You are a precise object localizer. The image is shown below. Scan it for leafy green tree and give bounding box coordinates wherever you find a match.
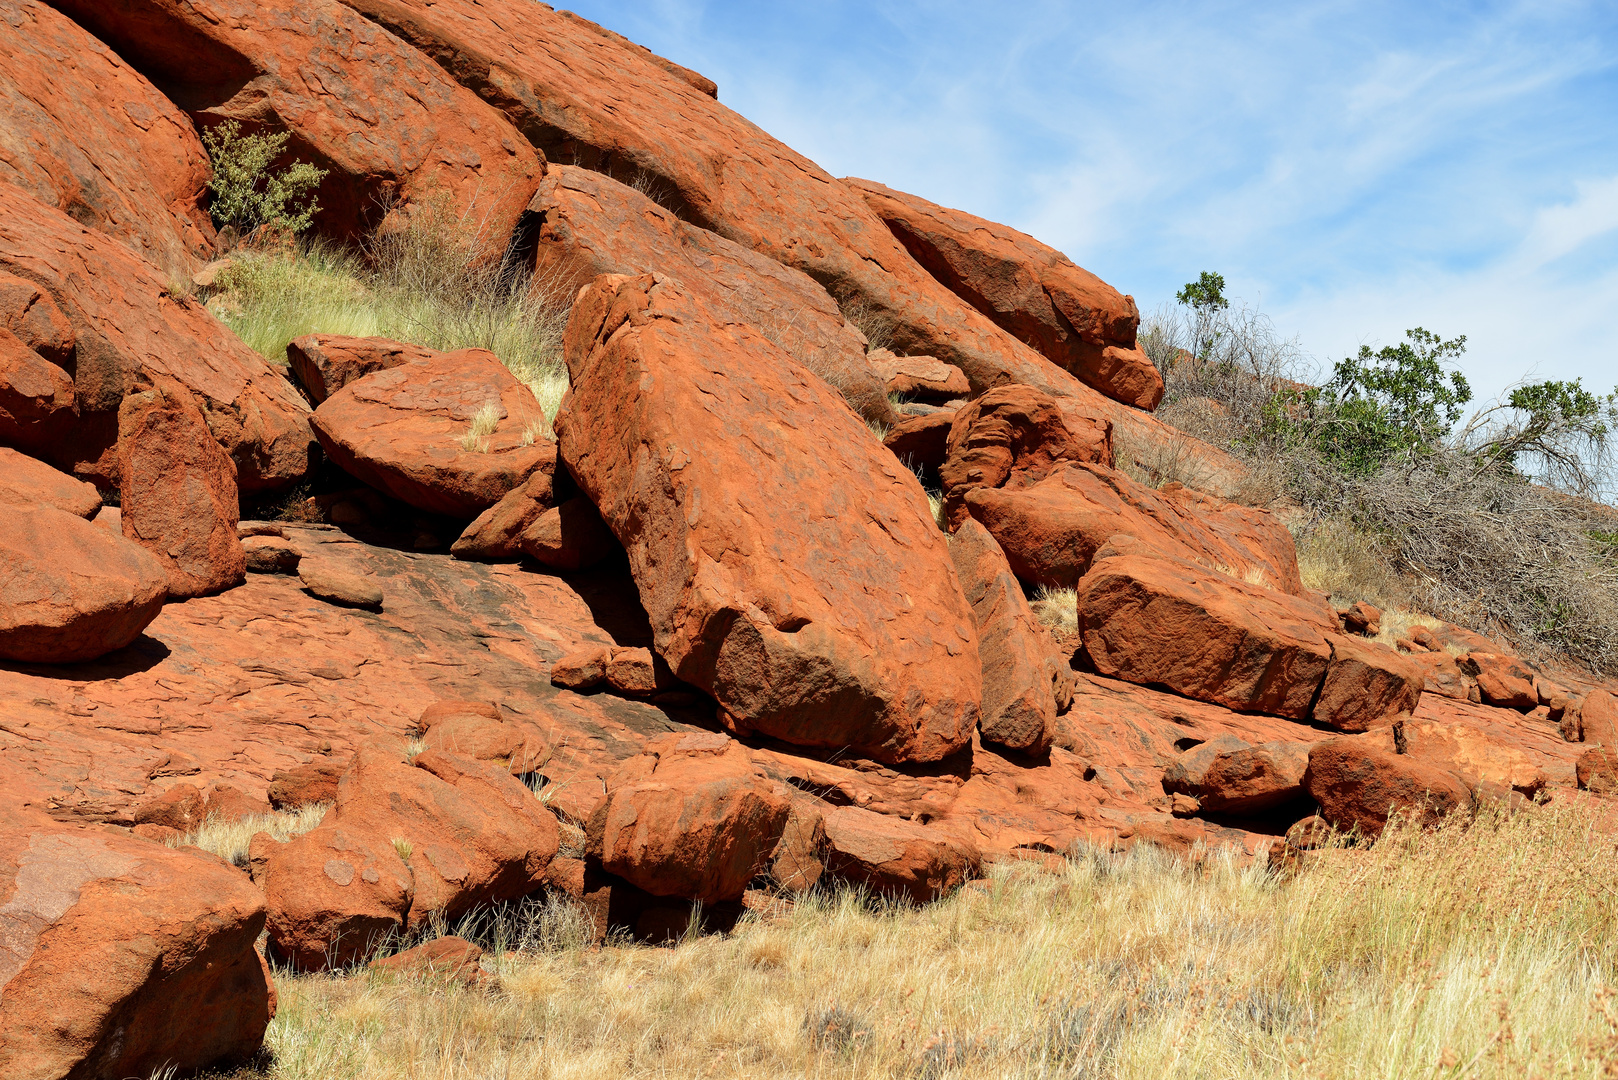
[1468,378,1618,497]
[201,119,327,236]
[1175,271,1229,361]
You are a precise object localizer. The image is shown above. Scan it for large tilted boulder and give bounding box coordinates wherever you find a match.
[286,334,441,405]
[1311,633,1424,733]
[118,381,246,597]
[0,182,314,491]
[0,803,275,1078]
[251,737,558,969]
[847,177,1164,410]
[310,348,553,519]
[0,503,168,662]
[526,165,895,426]
[0,0,216,269]
[52,0,543,247]
[555,273,982,764]
[1161,734,1313,815]
[587,732,793,904]
[949,518,1061,754]
[0,446,100,518]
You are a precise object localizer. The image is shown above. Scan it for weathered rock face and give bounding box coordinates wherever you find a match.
[847,177,1164,411]
[1161,734,1312,814]
[1463,652,1539,711]
[866,349,970,402]
[1303,735,1470,836]
[0,504,169,663]
[821,805,977,902]
[556,274,982,765]
[52,0,544,248]
[0,804,275,1079]
[965,462,1305,593]
[1312,634,1424,732]
[0,447,101,518]
[518,495,618,571]
[0,325,75,452]
[526,165,893,426]
[588,732,792,904]
[949,519,1058,754]
[310,349,552,519]
[1076,544,1337,719]
[286,334,440,405]
[253,738,558,968]
[883,410,956,474]
[451,464,558,561]
[939,384,1113,530]
[118,382,246,597]
[0,0,215,269]
[0,182,314,491]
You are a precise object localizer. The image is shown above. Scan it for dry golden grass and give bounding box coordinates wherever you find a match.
[169,803,329,867]
[1030,585,1078,634]
[224,800,1618,1080]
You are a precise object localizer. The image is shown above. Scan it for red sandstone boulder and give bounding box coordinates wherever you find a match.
[821,805,978,902]
[253,739,558,969]
[420,702,528,763]
[53,0,543,248]
[131,782,207,832]
[556,274,982,764]
[949,519,1059,754]
[286,335,439,405]
[0,805,275,1078]
[518,495,618,571]
[1578,746,1617,794]
[1076,543,1337,719]
[848,177,1164,410]
[451,460,558,561]
[0,0,215,269]
[1406,650,1477,702]
[1303,735,1471,836]
[0,504,168,663]
[369,935,489,988]
[1161,734,1312,814]
[965,462,1306,593]
[588,732,792,904]
[310,349,552,519]
[1582,691,1618,748]
[867,349,970,401]
[0,447,100,518]
[1339,600,1382,636]
[118,382,246,597]
[298,560,384,610]
[939,384,1114,529]
[526,165,894,427]
[0,326,74,452]
[1312,634,1424,733]
[550,645,610,691]
[267,759,346,809]
[882,410,956,473]
[1463,653,1540,711]
[0,183,314,491]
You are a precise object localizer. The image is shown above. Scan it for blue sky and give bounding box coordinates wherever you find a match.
[565,1,1618,410]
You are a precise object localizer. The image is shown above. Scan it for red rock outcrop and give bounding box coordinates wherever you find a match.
[369,935,489,988]
[0,182,314,491]
[1462,652,1539,711]
[965,462,1305,593]
[821,805,978,902]
[518,495,618,571]
[0,504,168,663]
[949,518,1059,754]
[0,0,215,269]
[1161,734,1313,815]
[556,274,982,765]
[0,446,100,518]
[1312,633,1424,732]
[1303,735,1471,836]
[882,410,956,474]
[118,381,246,597]
[0,804,275,1078]
[0,325,75,453]
[847,177,1164,410]
[526,165,894,426]
[588,732,792,904]
[52,0,543,248]
[451,464,558,561]
[310,348,552,519]
[286,334,439,405]
[867,349,970,401]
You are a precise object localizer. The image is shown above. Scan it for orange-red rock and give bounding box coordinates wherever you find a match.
[452,462,558,561]
[131,782,207,831]
[867,349,970,401]
[588,732,791,904]
[311,348,551,519]
[0,0,215,269]
[1583,690,1618,747]
[286,335,439,405]
[556,274,981,764]
[1407,649,1477,702]
[0,447,100,518]
[1312,634,1424,733]
[1076,543,1337,719]
[0,326,74,452]
[1303,734,1471,836]
[882,410,956,474]
[369,935,488,988]
[1339,600,1382,636]
[525,164,893,426]
[847,177,1164,410]
[939,384,1113,530]
[1578,746,1617,794]
[118,382,246,597]
[549,645,610,691]
[949,519,1058,754]
[1161,734,1312,815]
[0,804,274,1078]
[518,495,617,571]
[821,804,978,902]
[1463,652,1540,711]
[53,0,543,248]
[965,462,1306,593]
[0,182,314,491]
[420,703,527,763]
[267,759,345,810]
[0,504,168,663]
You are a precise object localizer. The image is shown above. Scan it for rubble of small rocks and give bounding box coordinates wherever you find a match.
[0,3,1612,1075]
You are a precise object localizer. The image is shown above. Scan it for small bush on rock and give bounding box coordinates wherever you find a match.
[202,120,327,237]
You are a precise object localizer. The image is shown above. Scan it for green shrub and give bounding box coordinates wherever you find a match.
[201,119,327,236]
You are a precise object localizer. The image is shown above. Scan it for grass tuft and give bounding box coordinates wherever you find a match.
[168,803,329,868]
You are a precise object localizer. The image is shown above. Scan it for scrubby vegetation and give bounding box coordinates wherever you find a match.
[1141,276,1618,674]
[204,800,1617,1080]
[202,120,327,237]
